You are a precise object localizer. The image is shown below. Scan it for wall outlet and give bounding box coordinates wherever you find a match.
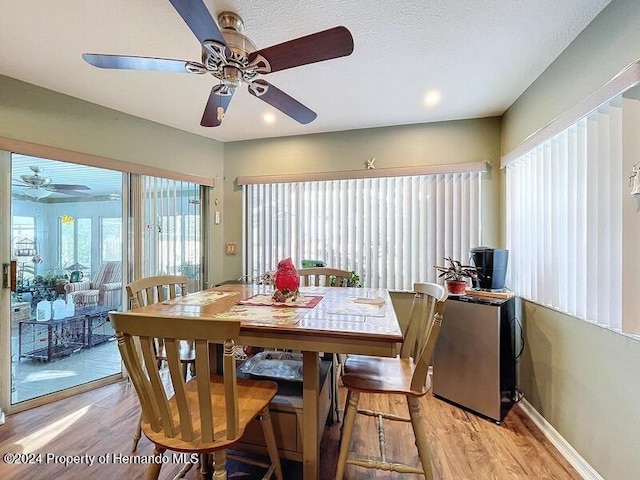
[225,242,237,255]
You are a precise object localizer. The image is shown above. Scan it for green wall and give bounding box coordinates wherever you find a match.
[221,117,502,283]
[502,1,640,478]
[519,302,640,480]
[502,0,640,154]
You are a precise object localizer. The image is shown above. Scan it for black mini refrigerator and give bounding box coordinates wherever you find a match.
[432,294,516,423]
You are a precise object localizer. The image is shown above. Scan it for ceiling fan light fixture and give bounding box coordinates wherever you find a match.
[221,65,243,88]
[23,188,52,200]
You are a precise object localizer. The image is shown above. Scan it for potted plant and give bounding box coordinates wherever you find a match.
[329,270,362,287]
[434,257,479,295]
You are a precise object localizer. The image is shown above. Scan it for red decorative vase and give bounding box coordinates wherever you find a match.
[445,280,467,295]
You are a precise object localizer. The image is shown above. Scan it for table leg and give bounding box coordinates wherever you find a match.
[47,323,53,362]
[302,351,320,480]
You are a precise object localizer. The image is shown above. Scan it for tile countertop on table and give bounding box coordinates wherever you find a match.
[149,284,401,339]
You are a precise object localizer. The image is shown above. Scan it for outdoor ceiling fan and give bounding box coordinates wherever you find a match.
[82,0,355,127]
[12,166,91,199]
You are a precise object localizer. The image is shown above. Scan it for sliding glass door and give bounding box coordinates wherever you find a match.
[7,154,123,405]
[1,152,209,411]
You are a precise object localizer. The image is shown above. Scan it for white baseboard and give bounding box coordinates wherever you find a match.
[518,398,603,480]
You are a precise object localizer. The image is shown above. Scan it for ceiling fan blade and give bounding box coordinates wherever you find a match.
[83,53,204,73]
[49,184,91,191]
[249,26,354,74]
[201,87,235,127]
[168,0,226,46]
[248,80,317,124]
[53,189,93,197]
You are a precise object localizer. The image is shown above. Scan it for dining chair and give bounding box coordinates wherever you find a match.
[298,267,352,287]
[110,311,283,480]
[126,275,195,453]
[335,282,447,479]
[298,267,352,423]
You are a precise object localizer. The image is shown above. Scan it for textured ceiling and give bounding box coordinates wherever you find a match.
[0,0,612,143]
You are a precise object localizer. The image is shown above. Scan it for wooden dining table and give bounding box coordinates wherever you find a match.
[128,283,403,480]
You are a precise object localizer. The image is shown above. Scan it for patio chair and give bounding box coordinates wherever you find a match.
[64,260,122,308]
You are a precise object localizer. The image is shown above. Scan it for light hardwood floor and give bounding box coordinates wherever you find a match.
[0,379,581,479]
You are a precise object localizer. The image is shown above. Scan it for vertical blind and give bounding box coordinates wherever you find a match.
[505,96,622,330]
[244,172,482,290]
[141,176,202,289]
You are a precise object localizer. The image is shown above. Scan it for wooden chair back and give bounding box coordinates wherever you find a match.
[126,275,188,309]
[298,267,352,423]
[110,312,242,445]
[399,282,447,392]
[298,267,351,287]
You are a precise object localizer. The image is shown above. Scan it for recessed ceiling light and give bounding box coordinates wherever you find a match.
[424,90,442,107]
[263,113,276,124]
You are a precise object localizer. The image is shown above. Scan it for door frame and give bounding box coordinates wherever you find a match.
[1,150,11,417]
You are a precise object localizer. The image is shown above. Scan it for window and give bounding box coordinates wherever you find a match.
[60,217,92,268]
[101,217,122,262]
[12,216,36,282]
[244,172,482,290]
[13,216,35,242]
[505,96,623,330]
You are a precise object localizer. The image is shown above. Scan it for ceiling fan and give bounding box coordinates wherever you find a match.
[82,0,355,127]
[12,166,91,199]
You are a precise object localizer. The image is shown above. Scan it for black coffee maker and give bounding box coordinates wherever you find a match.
[470,247,508,291]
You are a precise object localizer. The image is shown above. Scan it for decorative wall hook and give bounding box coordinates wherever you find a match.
[365,157,376,170]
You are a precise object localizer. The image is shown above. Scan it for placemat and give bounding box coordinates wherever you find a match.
[327,298,387,317]
[164,290,238,306]
[211,305,304,326]
[238,294,323,308]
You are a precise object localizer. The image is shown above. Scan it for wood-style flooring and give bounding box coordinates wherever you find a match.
[0,379,581,479]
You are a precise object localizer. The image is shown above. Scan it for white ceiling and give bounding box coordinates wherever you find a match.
[1,0,612,143]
